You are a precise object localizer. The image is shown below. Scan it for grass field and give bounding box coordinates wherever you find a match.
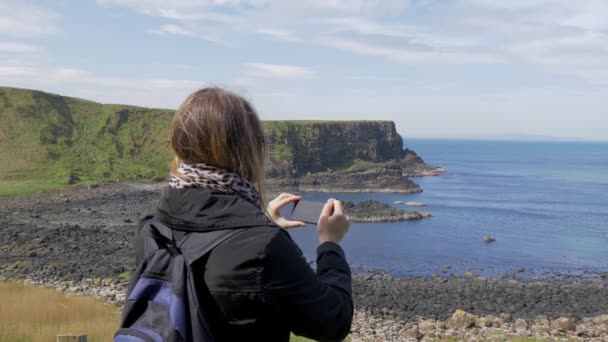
[0,282,120,342]
[0,282,316,342]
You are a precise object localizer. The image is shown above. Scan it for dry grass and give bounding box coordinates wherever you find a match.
[0,282,329,342]
[0,282,120,342]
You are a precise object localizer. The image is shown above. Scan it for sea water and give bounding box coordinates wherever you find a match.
[288,139,608,278]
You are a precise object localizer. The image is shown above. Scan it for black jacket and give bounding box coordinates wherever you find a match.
[135,187,353,342]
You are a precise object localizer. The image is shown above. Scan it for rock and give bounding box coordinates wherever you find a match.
[514,318,528,330]
[500,313,512,322]
[475,317,492,327]
[403,201,426,207]
[492,318,504,328]
[341,200,431,222]
[516,267,526,272]
[441,329,460,339]
[418,211,432,218]
[552,317,576,332]
[404,327,423,340]
[591,327,608,337]
[418,320,435,332]
[449,310,476,329]
[464,272,475,279]
[67,173,80,185]
[531,324,551,335]
[483,235,496,243]
[575,324,589,336]
[593,314,608,325]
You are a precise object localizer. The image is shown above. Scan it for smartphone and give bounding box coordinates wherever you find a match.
[289,200,328,224]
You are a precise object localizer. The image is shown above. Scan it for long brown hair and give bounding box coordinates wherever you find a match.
[169,87,267,207]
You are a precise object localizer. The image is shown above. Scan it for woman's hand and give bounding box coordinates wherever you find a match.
[267,193,306,229]
[317,199,350,244]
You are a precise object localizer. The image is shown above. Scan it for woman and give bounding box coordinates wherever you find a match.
[140,87,352,341]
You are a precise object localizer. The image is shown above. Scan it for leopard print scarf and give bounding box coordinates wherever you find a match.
[169,162,260,207]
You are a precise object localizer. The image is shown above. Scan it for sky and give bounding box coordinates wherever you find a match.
[0,1,607,141]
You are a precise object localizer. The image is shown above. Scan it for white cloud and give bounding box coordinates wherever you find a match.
[98,0,410,19]
[0,2,60,37]
[463,0,608,31]
[0,42,41,53]
[150,23,194,36]
[0,59,208,108]
[0,60,204,93]
[318,37,502,65]
[245,63,315,79]
[256,28,296,42]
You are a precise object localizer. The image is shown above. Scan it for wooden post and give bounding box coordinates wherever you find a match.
[56,334,87,342]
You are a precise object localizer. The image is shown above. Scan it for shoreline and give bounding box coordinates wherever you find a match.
[2,271,607,341]
[2,182,607,341]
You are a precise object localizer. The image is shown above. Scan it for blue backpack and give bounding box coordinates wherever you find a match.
[115,216,245,342]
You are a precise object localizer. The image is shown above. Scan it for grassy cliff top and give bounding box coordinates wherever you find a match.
[0,86,407,196]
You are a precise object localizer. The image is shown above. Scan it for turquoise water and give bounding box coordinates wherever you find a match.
[289,139,608,277]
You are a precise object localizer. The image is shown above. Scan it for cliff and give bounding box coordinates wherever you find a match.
[0,87,441,195]
[264,120,406,177]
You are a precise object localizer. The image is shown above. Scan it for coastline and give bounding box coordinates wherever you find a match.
[266,156,445,195]
[2,183,607,341]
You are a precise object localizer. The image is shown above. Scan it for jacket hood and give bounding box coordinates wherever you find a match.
[156,187,274,231]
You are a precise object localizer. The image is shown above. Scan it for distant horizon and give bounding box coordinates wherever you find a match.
[404,136,608,143]
[3,84,607,143]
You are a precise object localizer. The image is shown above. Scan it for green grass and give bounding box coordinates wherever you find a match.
[0,179,69,197]
[118,271,131,280]
[1,86,406,196]
[0,86,174,196]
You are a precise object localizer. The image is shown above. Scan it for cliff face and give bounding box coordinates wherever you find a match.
[0,87,438,194]
[264,121,405,177]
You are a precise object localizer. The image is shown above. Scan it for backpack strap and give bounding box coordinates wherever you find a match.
[149,216,248,266]
[179,228,248,266]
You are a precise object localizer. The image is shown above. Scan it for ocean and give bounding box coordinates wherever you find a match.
[288,139,608,278]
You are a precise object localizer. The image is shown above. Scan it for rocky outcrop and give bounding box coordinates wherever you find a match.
[401,149,446,177]
[297,167,423,193]
[265,121,443,177]
[484,235,497,243]
[342,200,431,222]
[265,121,407,176]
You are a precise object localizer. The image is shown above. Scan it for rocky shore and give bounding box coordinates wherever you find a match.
[5,273,608,342]
[267,168,424,194]
[343,200,431,222]
[267,151,445,195]
[1,184,607,341]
